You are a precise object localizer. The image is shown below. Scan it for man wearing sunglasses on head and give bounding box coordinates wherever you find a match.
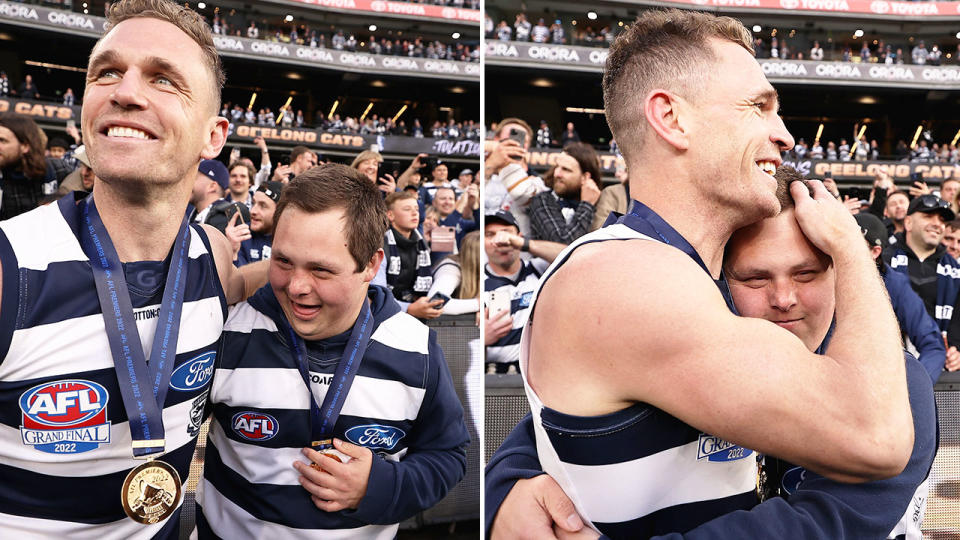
[883,194,960,363]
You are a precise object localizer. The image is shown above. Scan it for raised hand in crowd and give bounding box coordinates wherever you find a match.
[484,138,526,178]
[485,307,513,346]
[580,177,602,206]
[65,122,81,145]
[224,210,250,261]
[272,163,293,183]
[407,296,445,320]
[908,180,931,197]
[378,173,397,195]
[843,195,862,215]
[398,153,429,189]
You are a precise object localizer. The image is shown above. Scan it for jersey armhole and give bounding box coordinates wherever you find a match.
[192,223,229,321]
[0,228,21,365]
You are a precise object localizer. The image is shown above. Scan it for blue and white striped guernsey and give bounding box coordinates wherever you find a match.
[194,284,468,539]
[519,221,758,539]
[0,194,226,538]
[484,259,545,365]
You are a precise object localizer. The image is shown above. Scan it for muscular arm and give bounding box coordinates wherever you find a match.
[530,236,911,482]
[201,224,268,305]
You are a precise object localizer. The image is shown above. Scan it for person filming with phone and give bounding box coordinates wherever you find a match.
[485,118,548,238]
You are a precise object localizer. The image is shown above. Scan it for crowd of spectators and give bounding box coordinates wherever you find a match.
[209,10,477,62]
[785,135,960,164]
[754,35,960,66]
[220,101,479,140]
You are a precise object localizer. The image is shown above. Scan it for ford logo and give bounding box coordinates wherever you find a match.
[345,424,406,450]
[169,352,216,391]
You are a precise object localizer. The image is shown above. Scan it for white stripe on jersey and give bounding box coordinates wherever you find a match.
[194,479,397,540]
[208,419,304,485]
[0,507,180,540]
[0,297,224,381]
[211,368,427,422]
[552,438,758,523]
[887,478,928,540]
[224,302,278,333]
[370,312,430,354]
[0,398,198,476]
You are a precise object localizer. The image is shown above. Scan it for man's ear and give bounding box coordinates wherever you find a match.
[362,249,385,282]
[201,115,230,160]
[644,89,690,152]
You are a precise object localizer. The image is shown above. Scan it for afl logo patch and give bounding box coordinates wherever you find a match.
[169,352,216,392]
[697,433,753,462]
[232,412,278,441]
[19,380,111,454]
[345,424,406,450]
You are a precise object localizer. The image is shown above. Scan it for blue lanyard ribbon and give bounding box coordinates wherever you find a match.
[618,200,739,315]
[281,299,373,442]
[78,195,191,457]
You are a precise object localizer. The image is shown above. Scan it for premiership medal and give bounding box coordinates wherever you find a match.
[121,460,182,524]
[309,438,351,472]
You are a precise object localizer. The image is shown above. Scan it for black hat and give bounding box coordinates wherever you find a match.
[48,137,69,150]
[485,209,519,230]
[256,181,284,204]
[854,212,887,248]
[907,194,955,221]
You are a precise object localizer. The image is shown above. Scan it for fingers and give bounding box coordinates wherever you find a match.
[311,495,347,512]
[332,438,368,459]
[227,211,240,227]
[536,476,584,533]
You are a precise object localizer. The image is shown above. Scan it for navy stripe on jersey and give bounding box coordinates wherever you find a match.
[20,258,220,329]
[0,438,195,524]
[540,404,701,466]
[203,440,373,530]
[496,327,523,347]
[191,223,229,322]
[594,491,760,539]
[0,229,18,361]
[484,263,542,290]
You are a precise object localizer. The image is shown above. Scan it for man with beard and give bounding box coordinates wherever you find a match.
[0,113,71,218]
[227,180,283,266]
[884,190,909,242]
[226,160,255,207]
[527,142,601,244]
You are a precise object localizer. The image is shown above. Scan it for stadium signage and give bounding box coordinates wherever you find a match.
[646,0,960,17]
[782,159,960,183]
[0,97,77,120]
[230,125,480,157]
[0,2,477,81]
[289,0,481,24]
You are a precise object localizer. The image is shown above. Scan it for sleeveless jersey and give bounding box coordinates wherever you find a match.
[194,285,469,538]
[519,222,758,539]
[0,195,226,538]
[484,260,543,365]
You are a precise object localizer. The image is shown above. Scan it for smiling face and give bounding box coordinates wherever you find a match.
[357,158,378,182]
[905,211,946,252]
[726,209,835,352]
[229,164,251,198]
[687,39,793,225]
[250,191,277,234]
[270,206,378,341]
[81,17,225,189]
[485,222,521,273]
[432,187,456,216]
[885,192,909,222]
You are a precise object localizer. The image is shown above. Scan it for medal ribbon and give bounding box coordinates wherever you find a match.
[78,195,191,457]
[618,200,739,315]
[281,299,373,443]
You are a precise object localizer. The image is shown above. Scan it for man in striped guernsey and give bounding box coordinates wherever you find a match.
[0,0,267,537]
[195,164,469,538]
[488,9,914,539]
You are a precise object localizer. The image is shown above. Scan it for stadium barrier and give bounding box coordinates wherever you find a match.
[484,371,960,536]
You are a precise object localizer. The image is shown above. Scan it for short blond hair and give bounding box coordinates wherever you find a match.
[100,0,224,111]
[603,9,753,160]
[350,150,383,169]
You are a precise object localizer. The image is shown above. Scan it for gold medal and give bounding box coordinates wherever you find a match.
[309,439,350,472]
[121,460,182,524]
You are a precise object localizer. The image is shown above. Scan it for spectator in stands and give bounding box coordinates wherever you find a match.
[809,139,824,159]
[62,88,75,106]
[550,19,566,44]
[0,113,69,218]
[531,18,549,43]
[350,149,395,195]
[536,120,551,148]
[454,168,474,191]
[0,71,8,96]
[272,145,318,182]
[56,144,97,196]
[227,160,255,207]
[943,219,960,260]
[855,136,869,161]
[246,21,258,39]
[428,230,481,316]
[17,74,38,100]
[929,45,942,66]
[379,191,444,319]
[419,160,454,204]
[883,190,909,240]
[883,194,960,348]
[46,137,69,160]
[810,41,824,61]
[939,179,960,214]
[528,142,601,244]
[244,107,255,124]
[560,122,580,147]
[591,156,629,231]
[514,13,531,42]
[189,158,229,224]
[485,117,547,237]
[295,109,304,127]
[435,185,478,247]
[912,41,928,65]
[227,181,283,266]
[838,138,850,161]
[825,141,837,160]
[484,210,562,374]
[485,13,494,37]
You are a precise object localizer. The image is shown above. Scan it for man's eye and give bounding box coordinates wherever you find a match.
[155,76,174,87]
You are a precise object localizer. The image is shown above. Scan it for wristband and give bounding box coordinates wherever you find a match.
[521,237,530,252]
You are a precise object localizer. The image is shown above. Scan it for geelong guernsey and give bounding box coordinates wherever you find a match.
[519,216,758,538]
[484,260,543,365]
[0,194,226,539]
[194,284,469,539]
